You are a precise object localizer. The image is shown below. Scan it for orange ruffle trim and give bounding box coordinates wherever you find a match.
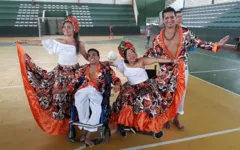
[212,42,220,52]
[110,60,186,133]
[17,43,69,135]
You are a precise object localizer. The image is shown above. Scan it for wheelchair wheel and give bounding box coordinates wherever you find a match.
[153,130,164,139]
[119,130,127,137]
[69,126,76,140]
[104,127,111,143]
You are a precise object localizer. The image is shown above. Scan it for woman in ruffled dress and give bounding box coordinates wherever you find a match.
[16,16,87,135]
[106,41,179,135]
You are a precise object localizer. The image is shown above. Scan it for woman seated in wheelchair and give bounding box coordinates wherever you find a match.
[53,48,121,147]
[106,41,177,136]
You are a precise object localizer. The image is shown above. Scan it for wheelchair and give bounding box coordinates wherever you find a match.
[117,65,164,139]
[68,72,112,144]
[235,37,240,50]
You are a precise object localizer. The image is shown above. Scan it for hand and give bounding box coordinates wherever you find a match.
[43,73,49,79]
[101,61,109,65]
[112,85,120,93]
[172,59,178,64]
[218,35,230,47]
[16,40,25,44]
[52,88,64,94]
[168,59,177,64]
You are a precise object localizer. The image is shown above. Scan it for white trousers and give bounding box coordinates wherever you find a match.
[74,85,103,132]
[177,67,189,115]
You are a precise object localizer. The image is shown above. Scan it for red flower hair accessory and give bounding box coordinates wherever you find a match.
[62,16,79,33]
[118,41,136,58]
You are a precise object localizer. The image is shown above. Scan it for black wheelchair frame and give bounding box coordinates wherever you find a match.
[117,65,164,139]
[68,72,112,144]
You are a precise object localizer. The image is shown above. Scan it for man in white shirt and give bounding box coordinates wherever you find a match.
[176,10,187,28]
[176,9,196,52]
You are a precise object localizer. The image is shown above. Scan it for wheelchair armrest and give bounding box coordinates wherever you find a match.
[145,65,157,78]
[74,77,85,91]
[103,84,111,97]
[104,73,112,84]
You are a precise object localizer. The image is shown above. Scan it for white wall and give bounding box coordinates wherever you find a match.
[184,0,211,8]
[169,0,184,11]
[184,0,239,7]
[159,0,184,26]
[5,0,132,4]
[115,0,131,4]
[215,0,240,4]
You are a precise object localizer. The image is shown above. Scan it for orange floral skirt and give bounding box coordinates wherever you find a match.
[17,43,79,135]
[110,62,186,133]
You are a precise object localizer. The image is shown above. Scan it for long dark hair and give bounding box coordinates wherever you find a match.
[123,50,129,64]
[63,16,80,55]
[73,32,80,54]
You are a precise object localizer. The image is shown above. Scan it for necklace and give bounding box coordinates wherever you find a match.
[164,25,178,41]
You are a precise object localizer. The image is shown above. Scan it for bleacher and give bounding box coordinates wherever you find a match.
[71,4,135,27]
[182,1,240,28]
[0,1,139,37]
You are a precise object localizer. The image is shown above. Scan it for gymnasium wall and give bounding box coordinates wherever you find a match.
[169,0,184,11]
[0,0,132,5]
[0,0,139,36]
[136,0,165,26]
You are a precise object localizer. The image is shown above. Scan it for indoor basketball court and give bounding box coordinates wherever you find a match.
[0,35,239,150]
[0,0,240,149]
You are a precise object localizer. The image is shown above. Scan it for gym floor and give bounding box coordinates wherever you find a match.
[0,35,239,150]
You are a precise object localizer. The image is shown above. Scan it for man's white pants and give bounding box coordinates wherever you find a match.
[74,85,103,132]
[177,68,189,115]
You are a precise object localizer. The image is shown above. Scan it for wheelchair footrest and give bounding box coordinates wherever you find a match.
[70,121,103,128]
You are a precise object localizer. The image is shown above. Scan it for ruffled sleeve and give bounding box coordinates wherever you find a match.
[113,60,125,74]
[188,29,220,52]
[41,40,61,55]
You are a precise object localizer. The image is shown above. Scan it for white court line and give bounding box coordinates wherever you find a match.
[0,66,15,70]
[121,127,240,150]
[190,75,240,97]
[0,43,16,48]
[0,62,57,65]
[0,55,110,66]
[131,36,240,64]
[2,75,239,98]
[0,75,238,98]
[0,85,23,89]
[130,37,240,96]
[225,44,235,47]
[0,77,125,90]
[74,145,86,150]
[193,51,240,64]
[190,68,240,74]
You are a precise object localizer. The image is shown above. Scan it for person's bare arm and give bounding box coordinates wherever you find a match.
[101,61,114,66]
[17,40,42,46]
[141,57,175,65]
[189,29,230,52]
[79,42,88,61]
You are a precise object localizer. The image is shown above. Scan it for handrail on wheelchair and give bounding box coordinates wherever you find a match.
[70,121,103,128]
[145,65,157,79]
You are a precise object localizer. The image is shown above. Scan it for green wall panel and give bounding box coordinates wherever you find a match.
[136,0,165,26]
